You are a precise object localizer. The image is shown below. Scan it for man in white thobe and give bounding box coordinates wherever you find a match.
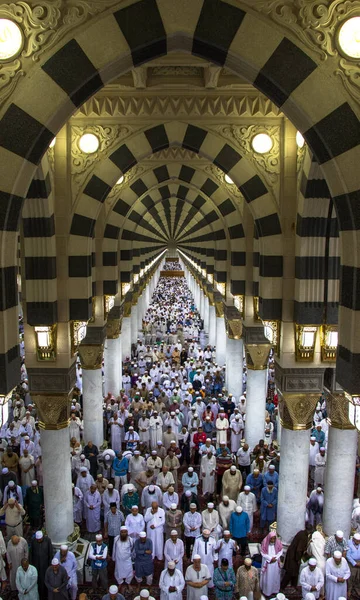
[237,486,257,531]
[218,496,237,529]
[144,501,165,560]
[216,414,229,447]
[141,484,163,509]
[314,448,326,487]
[299,558,324,599]
[138,415,150,447]
[216,530,238,567]
[156,466,175,493]
[129,452,146,492]
[185,555,211,600]
[164,531,185,573]
[84,485,101,532]
[325,551,350,600]
[16,558,39,600]
[200,451,216,495]
[159,562,185,600]
[54,545,78,600]
[230,415,243,453]
[125,505,145,540]
[102,484,120,513]
[201,503,222,541]
[191,530,217,587]
[112,526,134,585]
[149,412,163,449]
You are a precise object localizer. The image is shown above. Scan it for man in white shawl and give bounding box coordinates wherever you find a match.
[109,413,124,453]
[308,528,326,578]
[164,531,185,573]
[200,450,216,495]
[16,558,39,600]
[112,526,134,585]
[259,531,283,597]
[159,561,185,600]
[325,550,350,600]
[144,501,165,560]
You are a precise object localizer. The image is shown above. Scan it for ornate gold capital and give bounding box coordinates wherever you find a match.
[215,302,224,318]
[106,318,122,339]
[32,392,72,430]
[279,393,319,431]
[123,299,132,317]
[78,344,103,370]
[245,343,271,370]
[226,319,243,339]
[132,292,139,306]
[326,392,355,430]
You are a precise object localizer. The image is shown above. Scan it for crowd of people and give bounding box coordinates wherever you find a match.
[0,269,359,600]
[162,261,182,271]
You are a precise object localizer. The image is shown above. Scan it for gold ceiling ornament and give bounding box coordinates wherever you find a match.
[245,343,272,370]
[150,147,201,162]
[77,343,104,370]
[212,124,280,192]
[76,93,282,119]
[71,124,133,198]
[32,391,73,430]
[326,391,356,430]
[278,393,319,430]
[152,66,202,77]
[244,0,360,103]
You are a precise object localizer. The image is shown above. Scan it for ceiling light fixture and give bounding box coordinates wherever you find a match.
[338,16,360,59]
[0,19,23,61]
[296,131,305,148]
[117,175,124,185]
[49,137,56,149]
[78,133,99,154]
[224,174,234,184]
[251,133,273,154]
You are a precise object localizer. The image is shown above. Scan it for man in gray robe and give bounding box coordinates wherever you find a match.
[44,558,69,599]
[6,534,28,590]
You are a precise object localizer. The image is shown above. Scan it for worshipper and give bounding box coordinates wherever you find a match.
[237,443,251,478]
[112,452,129,492]
[216,413,229,447]
[104,503,124,554]
[24,480,43,530]
[122,484,140,516]
[30,530,53,599]
[16,557,39,600]
[213,558,236,600]
[102,483,120,513]
[163,486,179,511]
[185,555,211,600]
[260,480,278,531]
[7,535,28,591]
[156,465,175,493]
[181,489,201,513]
[307,528,326,581]
[222,465,242,501]
[235,557,261,600]
[237,485,257,532]
[182,466,199,495]
[19,448,35,487]
[73,483,83,525]
[299,558,324,599]
[325,550,350,600]
[230,415,243,453]
[134,590,155,600]
[0,530,6,589]
[83,440,99,479]
[0,497,26,537]
[164,530,185,572]
[346,531,360,599]
[263,464,279,489]
[215,530,237,567]
[134,531,154,585]
[129,451,147,492]
[3,479,23,505]
[88,533,108,591]
[149,411,163,449]
[165,503,183,538]
[112,526,134,587]
[325,529,348,558]
[84,483,101,532]
[159,560,185,600]
[141,483,163,509]
[102,585,126,600]
[218,496,236,529]
[184,503,202,558]
[192,529,217,587]
[54,544,78,600]
[144,500,165,559]
[202,502,221,541]
[200,450,216,496]
[308,437,318,482]
[259,531,283,598]
[281,529,309,590]
[229,506,250,556]
[246,469,263,503]
[314,447,326,487]
[125,504,145,540]
[307,487,324,527]
[45,558,71,599]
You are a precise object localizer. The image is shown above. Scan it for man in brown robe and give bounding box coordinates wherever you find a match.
[281,529,309,590]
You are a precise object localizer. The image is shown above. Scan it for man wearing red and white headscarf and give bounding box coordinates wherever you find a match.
[259,531,283,597]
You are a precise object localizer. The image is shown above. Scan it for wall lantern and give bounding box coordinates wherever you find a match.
[34,325,57,361]
[295,324,317,361]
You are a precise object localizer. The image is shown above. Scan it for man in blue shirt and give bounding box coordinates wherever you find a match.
[347,532,360,598]
[229,506,250,556]
[112,452,129,492]
[260,481,278,532]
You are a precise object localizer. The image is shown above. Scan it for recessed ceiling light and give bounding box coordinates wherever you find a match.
[0,19,23,62]
[78,133,99,154]
[296,131,305,148]
[338,16,360,59]
[224,174,234,184]
[117,175,124,185]
[251,133,273,154]
[49,137,56,149]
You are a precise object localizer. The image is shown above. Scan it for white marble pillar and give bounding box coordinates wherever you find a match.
[131,304,138,344]
[145,286,150,308]
[204,296,210,333]
[226,338,244,396]
[323,426,358,538]
[121,316,132,361]
[216,317,227,366]
[137,295,143,331]
[104,337,121,396]
[200,291,204,319]
[82,368,104,448]
[208,305,216,346]
[41,427,73,545]
[244,368,267,450]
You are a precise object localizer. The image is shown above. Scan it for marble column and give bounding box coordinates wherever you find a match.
[78,343,104,448]
[216,317,227,366]
[200,290,205,319]
[208,305,216,346]
[244,344,271,450]
[204,296,210,334]
[104,307,122,396]
[323,394,358,538]
[33,392,74,546]
[277,393,319,545]
[121,317,131,361]
[137,295,143,332]
[226,337,244,396]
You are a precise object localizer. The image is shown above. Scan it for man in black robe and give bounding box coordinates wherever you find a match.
[83,440,99,479]
[281,529,309,590]
[30,530,53,598]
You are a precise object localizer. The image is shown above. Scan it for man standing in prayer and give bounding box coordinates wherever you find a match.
[216,413,229,447]
[185,554,211,600]
[216,530,238,568]
[200,449,216,496]
[229,506,250,557]
[325,529,348,558]
[112,526,134,588]
[192,529,217,587]
[235,557,261,600]
[25,480,43,530]
[299,558,324,599]
[347,531,360,598]
[134,531,154,585]
[144,500,165,559]
[54,544,78,600]
[222,465,242,501]
[281,529,309,591]
[218,496,236,530]
[84,483,101,533]
[125,504,145,541]
[30,530,53,599]
[260,480,278,532]
[165,503,183,538]
[7,534,28,591]
[307,487,324,528]
[159,560,185,600]
[102,584,126,600]
[237,485,257,532]
[259,531,283,598]
[202,502,221,541]
[182,466,199,495]
[88,533,108,592]
[213,558,236,600]
[104,503,125,554]
[44,558,69,599]
[16,557,39,600]
[0,497,25,537]
[314,447,326,487]
[325,550,350,600]
[183,503,202,558]
[164,530,185,572]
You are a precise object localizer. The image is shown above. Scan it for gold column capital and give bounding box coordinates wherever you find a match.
[32,392,73,430]
[326,392,355,430]
[215,301,224,317]
[106,317,122,339]
[225,319,243,340]
[78,344,104,370]
[245,343,271,370]
[279,392,319,431]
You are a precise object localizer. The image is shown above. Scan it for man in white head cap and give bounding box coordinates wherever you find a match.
[309,437,318,481]
[159,559,185,600]
[165,503,182,538]
[44,557,69,599]
[133,588,155,600]
[200,448,216,496]
[164,530,185,573]
[202,502,221,541]
[237,485,257,532]
[54,544,78,600]
[182,466,199,495]
[185,554,211,600]
[325,530,348,558]
[29,530,52,598]
[144,500,165,559]
[124,504,145,540]
[183,503,202,558]
[325,549,350,600]
[101,584,126,600]
[112,525,134,587]
[141,483,163,509]
[222,465,242,501]
[299,558,324,599]
[216,530,238,567]
[215,412,229,448]
[129,451,146,493]
[88,533,108,591]
[218,496,237,529]
[235,556,260,600]
[191,529,217,587]
[347,531,360,598]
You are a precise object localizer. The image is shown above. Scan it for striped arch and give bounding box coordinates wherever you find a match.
[0,0,359,391]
